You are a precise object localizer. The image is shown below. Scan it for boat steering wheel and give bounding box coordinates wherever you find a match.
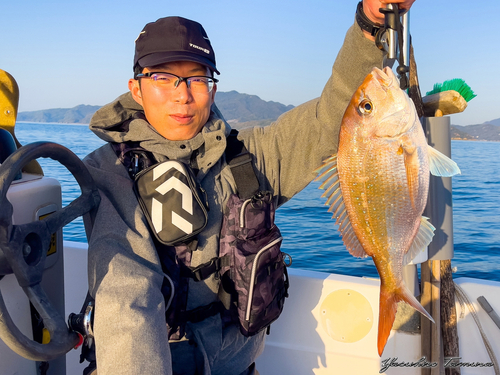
[0,142,100,361]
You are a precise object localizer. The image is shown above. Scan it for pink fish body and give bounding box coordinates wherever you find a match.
[316,67,460,356]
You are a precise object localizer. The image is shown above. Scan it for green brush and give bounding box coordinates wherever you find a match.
[426,79,476,102]
[422,78,476,117]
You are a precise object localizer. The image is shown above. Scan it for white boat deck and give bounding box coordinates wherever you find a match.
[59,242,500,375]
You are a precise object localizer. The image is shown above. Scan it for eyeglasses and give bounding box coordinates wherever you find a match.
[135,72,218,93]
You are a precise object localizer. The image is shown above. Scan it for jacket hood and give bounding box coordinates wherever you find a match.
[89,92,232,163]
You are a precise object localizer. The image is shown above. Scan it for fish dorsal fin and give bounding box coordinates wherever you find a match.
[403,216,436,265]
[427,145,461,177]
[315,155,369,258]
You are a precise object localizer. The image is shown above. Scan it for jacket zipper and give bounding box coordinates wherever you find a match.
[162,273,175,311]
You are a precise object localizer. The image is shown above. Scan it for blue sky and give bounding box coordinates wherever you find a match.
[1,0,498,126]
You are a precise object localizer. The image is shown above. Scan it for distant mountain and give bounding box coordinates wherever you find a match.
[452,123,500,141]
[17,91,294,128]
[450,126,475,140]
[16,97,500,141]
[484,118,500,127]
[214,91,294,125]
[17,104,101,124]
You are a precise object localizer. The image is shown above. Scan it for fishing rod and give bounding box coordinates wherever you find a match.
[376,4,410,90]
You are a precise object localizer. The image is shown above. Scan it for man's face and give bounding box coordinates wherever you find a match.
[128,61,217,141]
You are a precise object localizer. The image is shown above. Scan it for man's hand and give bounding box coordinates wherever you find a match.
[361,0,416,40]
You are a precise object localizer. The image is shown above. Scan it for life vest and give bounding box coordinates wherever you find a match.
[109,129,291,339]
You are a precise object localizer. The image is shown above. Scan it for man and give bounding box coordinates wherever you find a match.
[83,1,416,374]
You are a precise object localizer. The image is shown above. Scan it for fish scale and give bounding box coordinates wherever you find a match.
[315,66,460,356]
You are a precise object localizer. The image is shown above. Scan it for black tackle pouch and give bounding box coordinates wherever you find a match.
[218,191,290,337]
[134,160,209,246]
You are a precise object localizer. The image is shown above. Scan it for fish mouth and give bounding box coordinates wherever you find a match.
[371,67,397,89]
[367,67,415,137]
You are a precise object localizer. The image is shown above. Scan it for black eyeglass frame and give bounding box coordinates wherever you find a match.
[135,72,219,92]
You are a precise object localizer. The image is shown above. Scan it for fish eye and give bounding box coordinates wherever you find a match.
[359,100,373,114]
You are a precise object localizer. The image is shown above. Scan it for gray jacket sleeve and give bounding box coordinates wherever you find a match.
[239,23,384,206]
[84,145,173,375]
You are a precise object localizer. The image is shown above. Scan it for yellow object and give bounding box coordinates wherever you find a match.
[42,328,51,344]
[0,69,42,174]
[39,212,58,256]
[320,289,373,343]
[0,69,18,133]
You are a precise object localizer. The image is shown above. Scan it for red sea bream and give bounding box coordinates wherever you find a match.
[315,66,460,356]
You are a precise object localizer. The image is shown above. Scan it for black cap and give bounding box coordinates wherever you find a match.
[134,17,219,75]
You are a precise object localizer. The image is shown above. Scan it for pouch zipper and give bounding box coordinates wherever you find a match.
[245,236,283,322]
[240,198,253,228]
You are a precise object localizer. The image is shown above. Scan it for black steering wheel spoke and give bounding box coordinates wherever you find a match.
[3,219,52,287]
[0,141,100,361]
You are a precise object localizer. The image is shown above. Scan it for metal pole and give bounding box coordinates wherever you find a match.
[385,4,398,60]
[421,116,456,375]
[424,116,455,260]
[402,10,411,89]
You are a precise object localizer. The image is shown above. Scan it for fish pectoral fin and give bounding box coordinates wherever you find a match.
[402,143,419,210]
[403,216,436,265]
[428,145,461,177]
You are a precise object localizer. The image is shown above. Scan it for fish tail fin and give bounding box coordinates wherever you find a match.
[377,285,399,356]
[398,284,435,324]
[377,283,435,356]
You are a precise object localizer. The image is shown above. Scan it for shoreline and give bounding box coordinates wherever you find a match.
[451,138,500,142]
[16,121,89,127]
[14,122,500,142]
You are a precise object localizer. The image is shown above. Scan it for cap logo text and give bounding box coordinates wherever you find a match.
[189,43,210,54]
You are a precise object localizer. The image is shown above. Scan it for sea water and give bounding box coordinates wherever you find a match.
[13,122,500,282]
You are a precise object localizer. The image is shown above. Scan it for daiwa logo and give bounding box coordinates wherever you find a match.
[151,162,193,235]
[189,43,210,54]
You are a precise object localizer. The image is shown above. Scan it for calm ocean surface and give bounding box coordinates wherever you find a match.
[14,122,500,282]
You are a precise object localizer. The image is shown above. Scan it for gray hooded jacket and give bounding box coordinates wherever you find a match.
[83,23,384,375]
